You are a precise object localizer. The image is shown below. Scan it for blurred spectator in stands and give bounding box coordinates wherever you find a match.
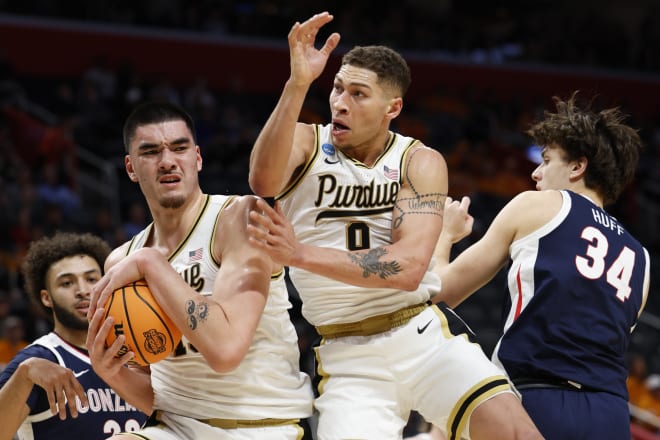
[637,374,660,433]
[0,315,28,371]
[121,201,148,239]
[35,163,80,216]
[629,353,651,407]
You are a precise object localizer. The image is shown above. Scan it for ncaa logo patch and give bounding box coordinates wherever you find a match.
[322,143,340,164]
[322,143,335,155]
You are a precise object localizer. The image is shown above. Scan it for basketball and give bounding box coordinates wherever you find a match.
[103,280,182,366]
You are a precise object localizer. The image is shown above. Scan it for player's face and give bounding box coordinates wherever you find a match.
[329,65,400,150]
[126,120,202,209]
[43,255,102,330]
[531,145,574,191]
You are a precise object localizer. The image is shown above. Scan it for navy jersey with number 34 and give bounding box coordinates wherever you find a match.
[494,190,650,398]
[0,332,146,440]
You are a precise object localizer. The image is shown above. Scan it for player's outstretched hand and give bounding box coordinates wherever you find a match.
[18,357,87,420]
[247,199,299,267]
[288,11,341,87]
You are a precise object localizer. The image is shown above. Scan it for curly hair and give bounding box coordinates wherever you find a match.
[527,92,643,205]
[342,45,411,97]
[21,232,111,320]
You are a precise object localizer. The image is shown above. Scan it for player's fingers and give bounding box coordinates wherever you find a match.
[319,32,341,57]
[88,275,110,319]
[54,386,67,419]
[86,307,105,348]
[70,377,88,411]
[45,388,58,417]
[460,196,471,210]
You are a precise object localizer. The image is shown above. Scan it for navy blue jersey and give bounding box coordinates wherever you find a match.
[0,332,146,440]
[493,190,650,399]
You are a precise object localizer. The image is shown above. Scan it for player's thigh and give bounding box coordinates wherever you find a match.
[410,305,511,439]
[521,388,630,439]
[314,339,407,439]
[315,374,407,440]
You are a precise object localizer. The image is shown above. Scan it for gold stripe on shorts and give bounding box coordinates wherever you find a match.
[154,411,299,429]
[202,417,300,429]
[316,302,428,339]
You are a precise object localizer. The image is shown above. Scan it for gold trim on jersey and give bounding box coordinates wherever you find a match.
[277,124,321,201]
[399,137,421,184]
[126,224,152,255]
[208,195,236,267]
[346,130,396,169]
[315,302,428,338]
[167,194,211,262]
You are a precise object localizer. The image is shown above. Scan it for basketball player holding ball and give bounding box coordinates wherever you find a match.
[86,101,313,440]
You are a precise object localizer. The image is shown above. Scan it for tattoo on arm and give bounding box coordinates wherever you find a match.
[393,149,446,229]
[349,247,402,279]
[185,299,210,330]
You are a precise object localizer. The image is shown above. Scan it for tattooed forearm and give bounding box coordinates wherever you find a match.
[185,299,210,330]
[349,247,402,279]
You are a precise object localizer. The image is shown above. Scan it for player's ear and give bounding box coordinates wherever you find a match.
[126,155,139,182]
[570,156,588,180]
[386,97,403,121]
[40,289,52,308]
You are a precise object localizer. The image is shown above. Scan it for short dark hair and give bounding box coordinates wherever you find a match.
[21,233,111,319]
[123,101,197,153]
[341,45,411,97]
[527,92,642,205]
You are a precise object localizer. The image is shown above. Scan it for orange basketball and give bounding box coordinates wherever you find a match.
[103,280,182,366]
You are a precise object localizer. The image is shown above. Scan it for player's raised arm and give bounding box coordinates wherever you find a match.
[249,12,340,197]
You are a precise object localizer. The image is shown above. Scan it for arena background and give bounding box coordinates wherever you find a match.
[0,0,658,436]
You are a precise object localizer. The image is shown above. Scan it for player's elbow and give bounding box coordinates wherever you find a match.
[203,340,249,374]
[248,173,275,198]
[397,265,427,291]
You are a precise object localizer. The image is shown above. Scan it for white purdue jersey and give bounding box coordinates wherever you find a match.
[125,194,313,420]
[277,124,440,326]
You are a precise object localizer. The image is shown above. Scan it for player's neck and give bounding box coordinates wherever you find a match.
[340,130,391,166]
[54,325,87,349]
[149,191,206,253]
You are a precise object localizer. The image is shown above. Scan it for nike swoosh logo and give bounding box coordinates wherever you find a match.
[417,320,432,334]
[74,369,90,378]
[324,157,340,164]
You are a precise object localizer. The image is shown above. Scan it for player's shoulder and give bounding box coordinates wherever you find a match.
[105,241,132,270]
[224,194,263,213]
[509,189,562,208]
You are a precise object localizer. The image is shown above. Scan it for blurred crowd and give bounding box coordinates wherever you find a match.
[0,1,659,434]
[3,0,660,73]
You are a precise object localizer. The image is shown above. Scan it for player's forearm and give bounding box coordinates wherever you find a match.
[291,243,428,291]
[0,365,33,440]
[249,80,309,196]
[100,366,154,415]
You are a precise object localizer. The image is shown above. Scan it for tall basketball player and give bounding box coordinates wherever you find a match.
[433,92,650,439]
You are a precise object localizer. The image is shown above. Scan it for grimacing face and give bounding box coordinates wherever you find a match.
[125,120,202,210]
[329,64,399,151]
